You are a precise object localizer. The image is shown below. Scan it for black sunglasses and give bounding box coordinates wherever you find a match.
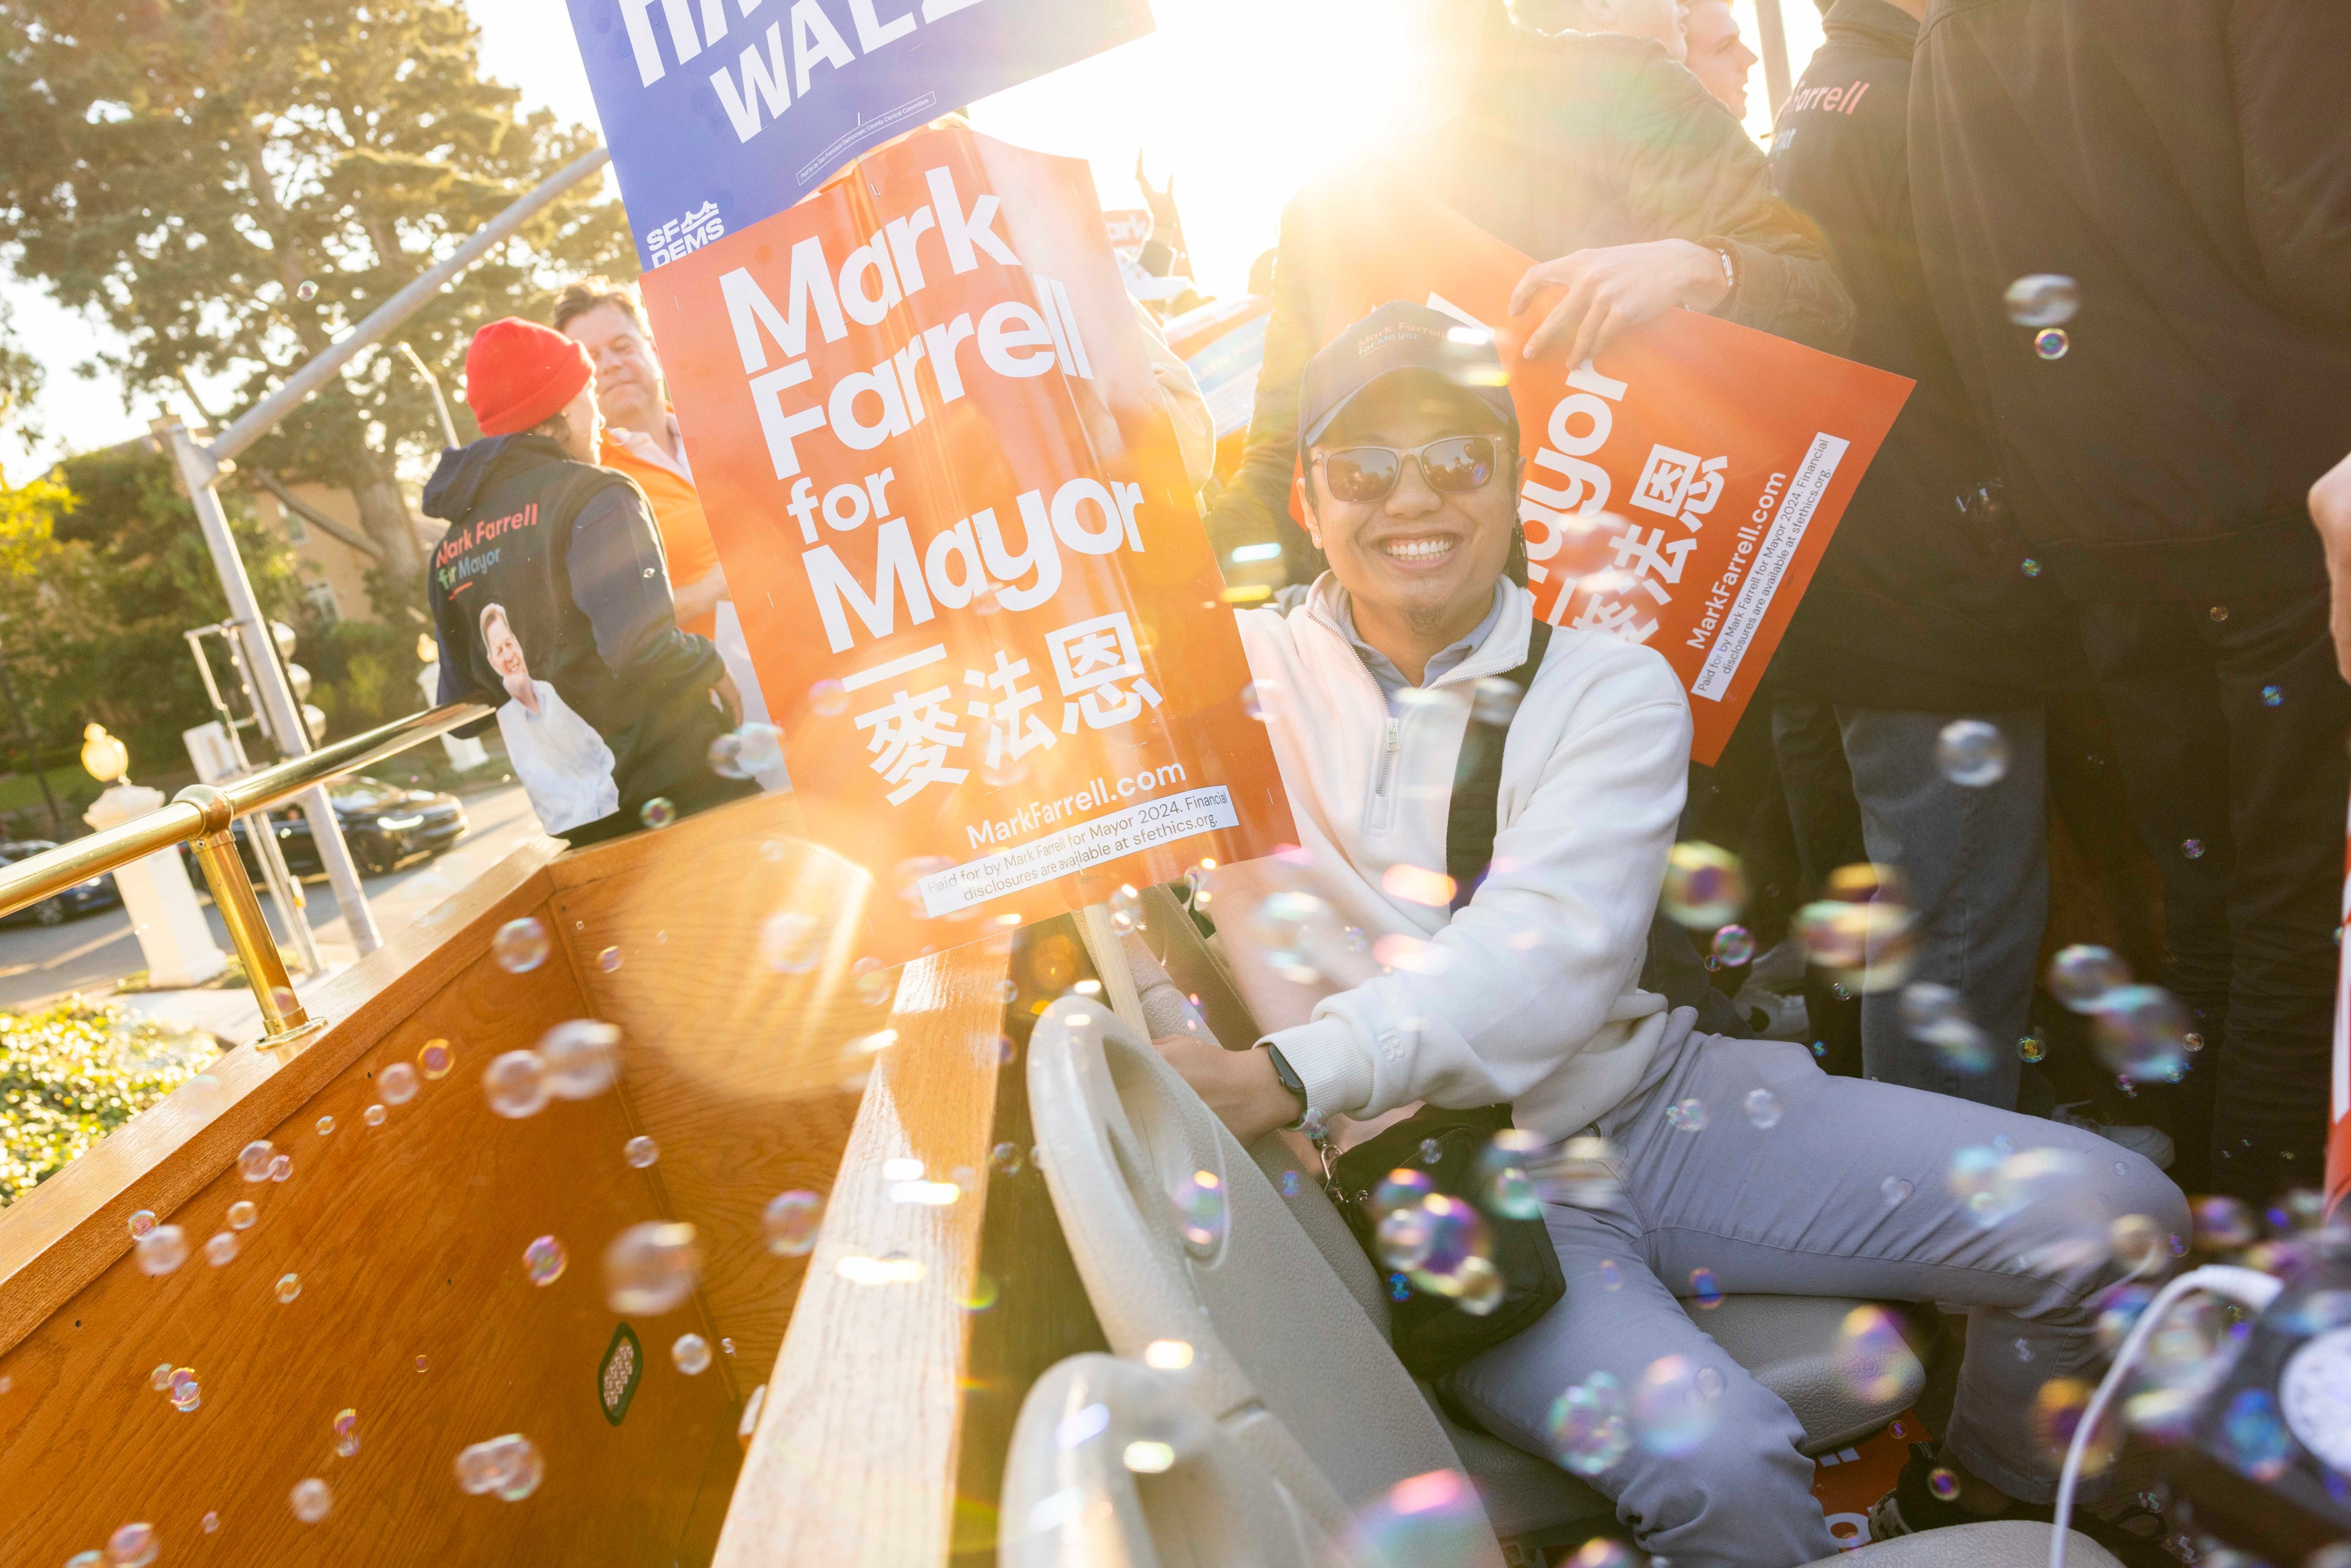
[1313,436,1499,503]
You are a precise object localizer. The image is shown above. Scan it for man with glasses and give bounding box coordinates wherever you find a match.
[1157,303,2184,1567]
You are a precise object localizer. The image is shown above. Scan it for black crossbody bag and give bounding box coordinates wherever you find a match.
[1321,621,1565,1381]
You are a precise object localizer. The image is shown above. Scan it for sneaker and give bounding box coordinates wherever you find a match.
[1732,978,1810,1041]
[1868,1447,2180,1566]
[2052,1103,2176,1169]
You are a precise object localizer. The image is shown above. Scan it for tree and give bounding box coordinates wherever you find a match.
[0,0,635,618]
[0,301,40,452]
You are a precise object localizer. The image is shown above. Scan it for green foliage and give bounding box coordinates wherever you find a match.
[0,998,218,1207]
[0,0,635,617]
[300,616,422,739]
[0,445,306,787]
[0,301,40,448]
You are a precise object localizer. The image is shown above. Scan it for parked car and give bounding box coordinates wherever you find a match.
[0,840,122,926]
[234,776,468,879]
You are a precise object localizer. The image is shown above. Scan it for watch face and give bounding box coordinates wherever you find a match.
[2281,1326,2351,1474]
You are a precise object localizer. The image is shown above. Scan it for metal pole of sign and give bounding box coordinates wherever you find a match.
[153,145,612,961]
[198,626,321,977]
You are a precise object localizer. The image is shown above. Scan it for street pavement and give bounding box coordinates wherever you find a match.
[0,783,547,1029]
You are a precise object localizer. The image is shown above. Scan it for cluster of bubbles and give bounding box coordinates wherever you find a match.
[1360,1131,1565,1317]
[149,1362,200,1414]
[2045,945,2197,1082]
[454,1435,544,1502]
[484,1019,622,1119]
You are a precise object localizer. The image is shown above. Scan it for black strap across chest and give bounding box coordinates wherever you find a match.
[1444,619,1551,913]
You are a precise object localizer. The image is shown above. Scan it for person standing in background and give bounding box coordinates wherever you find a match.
[1911,0,2351,1202]
[1682,0,1761,121]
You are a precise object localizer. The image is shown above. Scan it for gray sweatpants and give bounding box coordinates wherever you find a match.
[1442,1012,2187,1568]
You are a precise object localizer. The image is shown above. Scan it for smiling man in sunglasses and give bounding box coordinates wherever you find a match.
[1157,304,2188,1566]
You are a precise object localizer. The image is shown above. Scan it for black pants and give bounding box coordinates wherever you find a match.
[2077,585,2351,1201]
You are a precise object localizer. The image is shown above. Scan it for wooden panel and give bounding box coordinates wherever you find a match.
[0,836,565,1360]
[716,937,1010,1566]
[0,842,738,1564]
[547,790,898,1384]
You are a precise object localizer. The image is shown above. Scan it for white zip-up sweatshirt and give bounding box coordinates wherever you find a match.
[1217,576,1692,1142]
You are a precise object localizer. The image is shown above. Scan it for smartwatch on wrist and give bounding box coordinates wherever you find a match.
[1262,1043,1309,1125]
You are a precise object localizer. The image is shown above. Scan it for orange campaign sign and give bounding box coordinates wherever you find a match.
[1285,176,1914,765]
[640,126,1293,961]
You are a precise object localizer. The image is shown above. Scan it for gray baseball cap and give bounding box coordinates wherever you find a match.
[1297,301,1518,451]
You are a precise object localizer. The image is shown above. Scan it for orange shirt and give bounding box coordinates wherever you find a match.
[598,427,720,639]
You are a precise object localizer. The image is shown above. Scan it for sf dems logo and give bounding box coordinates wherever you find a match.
[611,0,985,144]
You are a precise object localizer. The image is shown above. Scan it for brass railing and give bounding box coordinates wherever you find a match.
[0,702,492,1050]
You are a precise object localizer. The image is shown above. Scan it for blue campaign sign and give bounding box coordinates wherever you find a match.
[566,0,1155,270]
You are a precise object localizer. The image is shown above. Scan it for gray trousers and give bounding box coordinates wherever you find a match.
[1773,703,2049,1108]
[1442,1014,2186,1568]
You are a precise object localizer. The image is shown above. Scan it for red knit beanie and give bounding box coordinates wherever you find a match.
[464,317,594,437]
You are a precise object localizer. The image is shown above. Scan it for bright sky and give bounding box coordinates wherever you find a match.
[0,0,1822,478]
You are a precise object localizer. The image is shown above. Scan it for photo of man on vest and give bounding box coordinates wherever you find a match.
[424,316,757,844]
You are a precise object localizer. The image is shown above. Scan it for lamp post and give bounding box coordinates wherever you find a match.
[79,723,228,988]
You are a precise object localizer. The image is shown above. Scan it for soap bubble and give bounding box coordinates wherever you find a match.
[1743,1088,1783,1129]
[2019,1036,2046,1063]
[1663,843,1745,928]
[294,279,320,302]
[2004,274,2080,328]
[1796,888,1914,992]
[2033,1377,2116,1471]
[1240,681,1271,720]
[2090,985,2193,1082]
[149,1362,174,1392]
[2261,685,2284,708]
[334,1407,360,1458]
[708,722,784,779]
[808,678,849,716]
[2048,945,2131,1011]
[762,1191,823,1256]
[596,945,623,973]
[419,1038,454,1079]
[624,1135,659,1169]
[135,1225,188,1277]
[238,1140,276,1181]
[105,1524,157,1567]
[2191,1196,2255,1251]
[1597,1259,1624,1290]
[1475,1129,1545,1220]
[538,1019,621,1099]
[380,1061,419,1104]
[1106,883,1143,934]
[127,1209,155,1239]
[2222,1389,2292,1480]
[1881,1176,1913,1207]
[1688,1267,1722,1309]
[228,1200,257,1230]
[757,909,822,973]
[1171,1169,1227,1253]
[1471,675,1526,725]
[1562,1543,1638,1568]
[484,1051,550,1118]
[269,1152,291,1182]
[1708,925,1755,969]
[1548,1370,1630,1475]
[522,1235,568,1286]
[672,1333,713,1375]
[1407,1195,1493,1301]
[276,1273,302,1303]
[1928,1466,1960,1501]
[171,1376,201,1413]
[1836,1305,1921,1404]
[640,797,678,830]
[1532,1135,1621,1209]
[2034,329,2069,359]
[2109,1212,2164,1275]
[317,1115,336,1136]
[1341,1469,1489,1568]
[1665,1097,1708,1132]
[604,1221,702,1313]
[290,1477,332,1523]
[852,958,895,1007]
[1936,719,2010,787]
[1900,983,1994,1074]
[455,1434,545,1501]
[989,1142,1025,1176]
[204,1231,239,1267]
[362,1104,386,1127]
[1633,1354,1720,1457]
[492,917,550,972]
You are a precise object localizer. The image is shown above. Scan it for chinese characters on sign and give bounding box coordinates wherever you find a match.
[1292,174,1911,763]
[642,127,1291,958]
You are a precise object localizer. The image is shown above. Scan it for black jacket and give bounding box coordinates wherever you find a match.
[1910,0,2351,602]
[1763,0,2062,709]
[1206,20,1857,579]
[424,434,731,831]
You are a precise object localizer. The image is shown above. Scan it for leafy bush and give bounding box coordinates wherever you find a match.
[0,1000,217,1207]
